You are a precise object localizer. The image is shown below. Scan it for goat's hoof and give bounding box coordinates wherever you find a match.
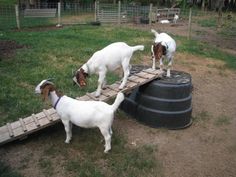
[104,149,111,153]
[95,92,100,98]
[65,140,70,144]
[119,86,124,90]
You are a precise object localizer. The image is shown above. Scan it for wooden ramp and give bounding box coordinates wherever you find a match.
[0,68,162,146]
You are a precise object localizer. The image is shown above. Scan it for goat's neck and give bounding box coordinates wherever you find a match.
[49,91,60,107]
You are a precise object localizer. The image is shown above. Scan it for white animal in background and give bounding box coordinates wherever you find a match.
[35,79,125,153]
[160,20,170,24]
[151,29,176,77]
[173,14,179,24]
[73,42,144,97]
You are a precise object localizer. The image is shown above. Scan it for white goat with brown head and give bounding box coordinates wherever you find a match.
[151,29,176,77]
[35,79,124,153]
[73,42,144,97]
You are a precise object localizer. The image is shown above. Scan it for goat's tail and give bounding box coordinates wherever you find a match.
[151,29,159,38]
[111,92,125,112]
[131,45,144,52]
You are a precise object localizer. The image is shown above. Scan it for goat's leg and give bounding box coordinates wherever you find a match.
[62,119,72,143]
[102,78,107,90]
[69,121,73,140]
[95,71,106,97]
[159,58,164,72]
[151,45,156,70]
[167,58,173,77]
[99,127,111,153]
[119,60,130,90]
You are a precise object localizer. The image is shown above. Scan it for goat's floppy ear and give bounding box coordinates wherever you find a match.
[41,85,51,101]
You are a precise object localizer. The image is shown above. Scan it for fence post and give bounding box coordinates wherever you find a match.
[95,1,97,21]
[149,3,153,26]
[56,2,62,27]
[15,4,20,30]
[188,7,192,40]
[118,1,121,25]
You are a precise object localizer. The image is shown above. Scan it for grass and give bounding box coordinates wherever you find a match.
[215,115,232,126]
[176,36,236,69]
[1,25,236,126]
[0,161,22,177]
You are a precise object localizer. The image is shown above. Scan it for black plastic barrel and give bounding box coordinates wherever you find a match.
[120,69,192,129]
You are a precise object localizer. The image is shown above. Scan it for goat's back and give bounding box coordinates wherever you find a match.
[154,33,176,53]
[88,42,140,71]
[57,96,114,128]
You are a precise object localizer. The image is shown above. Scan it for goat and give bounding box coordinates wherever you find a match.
[35,79,125,153]
[173,14,179,24]
[73,42,144,97]
[151,29,176,77]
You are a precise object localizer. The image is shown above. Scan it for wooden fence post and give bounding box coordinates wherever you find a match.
[15,4,20,30]
[56,2,62,27]
[94,1,97,21]
[118,1,121,25]
[188,7,192,40]
[149,3,153,26]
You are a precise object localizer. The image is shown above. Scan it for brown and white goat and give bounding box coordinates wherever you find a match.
[35,79,124,153]
[151,29,176,77]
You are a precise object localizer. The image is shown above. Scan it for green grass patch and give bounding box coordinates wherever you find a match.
[0,26,151,125]
[198,17,217,28]
[0,25,235,125]
[177,36,236,69]
[215,115,232,126]
[63,130,162,177]
[192,110,211,123]
[0,161,22,177]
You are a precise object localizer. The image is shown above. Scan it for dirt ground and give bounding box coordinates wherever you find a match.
[1,22,236,177]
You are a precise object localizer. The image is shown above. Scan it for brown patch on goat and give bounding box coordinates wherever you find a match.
[40,83,63,101]
[152,42,167,61]
[75,68,88,87]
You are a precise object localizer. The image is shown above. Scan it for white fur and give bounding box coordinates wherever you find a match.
[35,80,125,153]
[74,42,144,97]
[173,14,179,24]
[160,20,170,24]
[151,29,176,77]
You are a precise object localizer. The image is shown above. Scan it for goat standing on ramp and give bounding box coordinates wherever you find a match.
[151,29,176,77]
[73,42,144,97]
[35,79,125,153]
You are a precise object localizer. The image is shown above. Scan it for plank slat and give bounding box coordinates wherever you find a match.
[32,114,40,127]
[86,93,99,101]
[43,109,53,122]
[19,118,27,132]
[7,123,14,137]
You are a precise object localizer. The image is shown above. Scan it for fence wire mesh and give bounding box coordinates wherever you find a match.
[0,1,234,41]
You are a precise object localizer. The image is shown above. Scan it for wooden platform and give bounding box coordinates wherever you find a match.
[0,68,162,146]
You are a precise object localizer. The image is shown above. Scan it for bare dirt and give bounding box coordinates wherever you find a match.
[1,21,236,177]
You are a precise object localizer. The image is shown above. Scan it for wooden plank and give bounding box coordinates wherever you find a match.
[43,109,53,122]
[86,93,99,101]
[32,114,40,127]
[19,118,27,132]
[107,84,120,92]
[128,78,140,84]
[7,123,14,137]
[134,73,151,79]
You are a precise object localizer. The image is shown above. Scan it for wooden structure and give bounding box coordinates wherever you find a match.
[0,68,162,146]
[156,8,180,21]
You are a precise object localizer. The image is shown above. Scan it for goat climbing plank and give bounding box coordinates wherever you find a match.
[0,68,162,146]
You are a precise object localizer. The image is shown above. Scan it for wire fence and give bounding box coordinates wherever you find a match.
[0,1,232,37]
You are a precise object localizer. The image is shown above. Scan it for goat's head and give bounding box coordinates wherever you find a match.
[152,42,167,61]
[35,79,56,101]
[72,68,88,87]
